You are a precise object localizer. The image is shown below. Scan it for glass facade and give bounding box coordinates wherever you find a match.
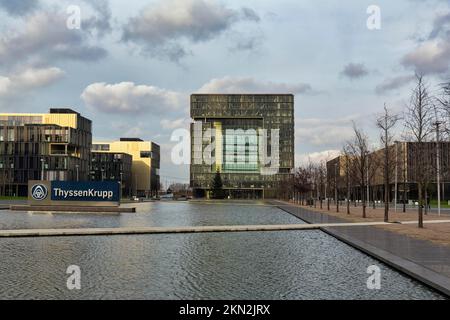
[91,141,160,197]
[223,128,259,172]
[90,152,132,197]
[0,110,92,196]
[190,94,294,199]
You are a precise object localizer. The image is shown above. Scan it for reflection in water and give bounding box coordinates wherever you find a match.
[0,202,445,299]
[0,202,300,230]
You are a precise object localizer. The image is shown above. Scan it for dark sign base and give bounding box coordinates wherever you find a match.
[10,205,135,213]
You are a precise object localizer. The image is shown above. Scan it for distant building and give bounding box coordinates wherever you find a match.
[90,152,132,197]
[326,141,450,202]
[190,94,294,199]
[92,138,160,197]
[0,108,92,196]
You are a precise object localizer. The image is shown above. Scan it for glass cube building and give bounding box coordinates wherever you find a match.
[190,94,294,199]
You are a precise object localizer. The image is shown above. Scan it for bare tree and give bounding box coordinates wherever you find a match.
[342,143,353,214]
[347,123,371,218]
[367,150,381,210]
[435,81,450,196]
[404,74,434,228]
[436,81,450,139]
[315,161,326,209]
[376,104,400,222]
[293,165,313,205]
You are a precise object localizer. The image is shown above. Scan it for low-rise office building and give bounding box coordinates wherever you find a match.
[326,141,450,203]
[92,138,160,197]
[90,152,132,197]
[0,109,92,196]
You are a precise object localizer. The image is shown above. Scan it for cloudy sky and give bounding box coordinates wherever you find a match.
[1,0,449,184]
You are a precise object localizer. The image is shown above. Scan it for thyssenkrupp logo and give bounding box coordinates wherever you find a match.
[31,184,48,201]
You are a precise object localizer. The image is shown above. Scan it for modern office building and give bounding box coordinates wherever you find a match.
[0,108,92,196]
[92,138,160,197]
[90,151,132,197]
[326,141,450,203]
[190,94,294,199]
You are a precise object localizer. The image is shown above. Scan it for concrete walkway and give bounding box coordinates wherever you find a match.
[2,219,449,238]
[0,221,404,237]
[272,201,450,297]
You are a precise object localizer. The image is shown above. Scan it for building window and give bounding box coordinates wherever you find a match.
[92,144,110,151]
[140,151,152,158]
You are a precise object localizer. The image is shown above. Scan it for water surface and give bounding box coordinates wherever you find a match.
[0,202,444,299]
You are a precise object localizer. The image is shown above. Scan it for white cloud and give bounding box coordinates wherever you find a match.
[197,76,313,94]
[81,82,184,114]
[122,0,259,61]
[401,39,450,75]
[296,117,357,147]
[0,10,106,67]
[0,67,64,98]
[160,118,191,130]
[296,150,340,166]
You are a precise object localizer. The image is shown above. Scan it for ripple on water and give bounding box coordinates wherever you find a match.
[0,203,445,300]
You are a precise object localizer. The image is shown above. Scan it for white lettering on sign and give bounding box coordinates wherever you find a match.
[53,188,114,199]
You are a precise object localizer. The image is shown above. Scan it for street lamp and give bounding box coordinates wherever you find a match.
[75,164,79,182]
[365,151,369,208]
[394,141,399,212]
[40,158,45,180]
[120,171,123,200]
[334,162,339,212]
[434,121,442,216]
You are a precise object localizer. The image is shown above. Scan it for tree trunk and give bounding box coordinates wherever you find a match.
[373,189,376,209]
[384,184,389,222]
[362,188,366,218]
[418,183,423,228]
[403,184,406,213]
[347,184,350,214]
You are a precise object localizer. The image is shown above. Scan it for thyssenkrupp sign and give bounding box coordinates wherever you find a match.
[28,180,120,207]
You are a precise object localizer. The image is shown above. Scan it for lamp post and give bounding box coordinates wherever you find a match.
[120,171,123,200]
[366,152,369,208]
[434,121,442,216]
[40,158,45,180]
[75,164,79,182]
[2,170,5,196]
[403,142,407,213]
[335,162,339,212]
[394,141,399,212]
